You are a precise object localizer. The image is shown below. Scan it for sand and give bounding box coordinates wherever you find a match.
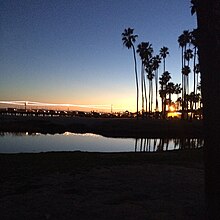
[0,150,205,220]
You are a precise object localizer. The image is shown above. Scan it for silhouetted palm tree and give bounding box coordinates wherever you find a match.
[159,71,171,118]
[137,43,146,116]
[194,63,200,95]
[184,48,193,95]
[174,83,182,111]
[145,58,154,113]
[182,65,191,115]
[122,28,139,118]
[191,29,199,106]
[176,97,182,111]
[174,83,182,100]
[159,46,169,73]
[166,82,175,108]
[178,30,191,119]
[147,71,154,113]
[137,42,153,116]
[152,55,161,111]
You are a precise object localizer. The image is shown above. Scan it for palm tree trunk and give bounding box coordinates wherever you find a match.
[143,75,147,116]
[141,64,144,117]
[181,47,184,119]
[148,80,151,113]
[163,58,165,73]
[193,47,197,110]
[155,70,158,111]
[151,80,153,112]
[183,45,187,119]
[132,45,139,119]
[163,94,166,118]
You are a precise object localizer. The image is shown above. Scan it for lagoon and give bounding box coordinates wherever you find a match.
[0,132,204,153]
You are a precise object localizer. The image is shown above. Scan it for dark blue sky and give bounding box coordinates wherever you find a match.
[0,0,196,111]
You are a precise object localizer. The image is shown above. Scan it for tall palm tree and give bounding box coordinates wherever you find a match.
[122,28,139,118]
[191,29,199,100]
[191,29,200,111]
[144,44,154,114]
[159,46,169,73]
[182,66,191,114]
[178,33,186,115]
[184,48,193,95]
[152,55,161,111]
[146,70,154,113]
[178,30,191,119]
[137,42,153,116]
[145,58,154,113]
[194,63,200,95]
[137,43,146,117]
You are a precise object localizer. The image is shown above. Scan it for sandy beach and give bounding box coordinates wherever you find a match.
[0,150,205,220]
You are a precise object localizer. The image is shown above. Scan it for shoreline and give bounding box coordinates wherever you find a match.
[0,115,204,138]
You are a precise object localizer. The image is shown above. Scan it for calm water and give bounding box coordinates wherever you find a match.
[0,132,204,153]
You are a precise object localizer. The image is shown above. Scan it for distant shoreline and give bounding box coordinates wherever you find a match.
[0,115,204,138]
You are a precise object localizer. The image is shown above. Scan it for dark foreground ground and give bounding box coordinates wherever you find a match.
[0,149,205,220]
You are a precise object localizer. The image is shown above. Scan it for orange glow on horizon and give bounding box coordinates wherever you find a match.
[0,100,137,113]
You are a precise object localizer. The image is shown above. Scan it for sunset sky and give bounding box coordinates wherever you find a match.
[0,0,196,112]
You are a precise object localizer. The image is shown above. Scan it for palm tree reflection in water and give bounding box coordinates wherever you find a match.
[134,138,204,152]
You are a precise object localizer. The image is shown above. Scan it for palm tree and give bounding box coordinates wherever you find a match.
[159,71,171,118]
[159,46,169,73]
[145,58,154,113]
[194,63,200,110]
[166,82,175,110]
[137,43,146,117]
[144,44,154,114]
[182,65,191,115]
[122,28,139,118]
[184,49,193,95]
[137,42,153,116]
[176,97,182,111]
[174,83,182,111]
[194,63,200,95]
[191,29,199,107]
[178,30,191,119]
[174,83,182,100]
[146,70,154,113]
[152,55,161,111]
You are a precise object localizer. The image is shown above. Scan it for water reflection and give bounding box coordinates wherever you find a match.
[134,138,204,152]
[0,132,204,153]
[0,132,41,136]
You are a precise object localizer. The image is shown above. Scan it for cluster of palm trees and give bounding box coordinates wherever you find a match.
[122,28,186,119]
[178,29,201,119]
